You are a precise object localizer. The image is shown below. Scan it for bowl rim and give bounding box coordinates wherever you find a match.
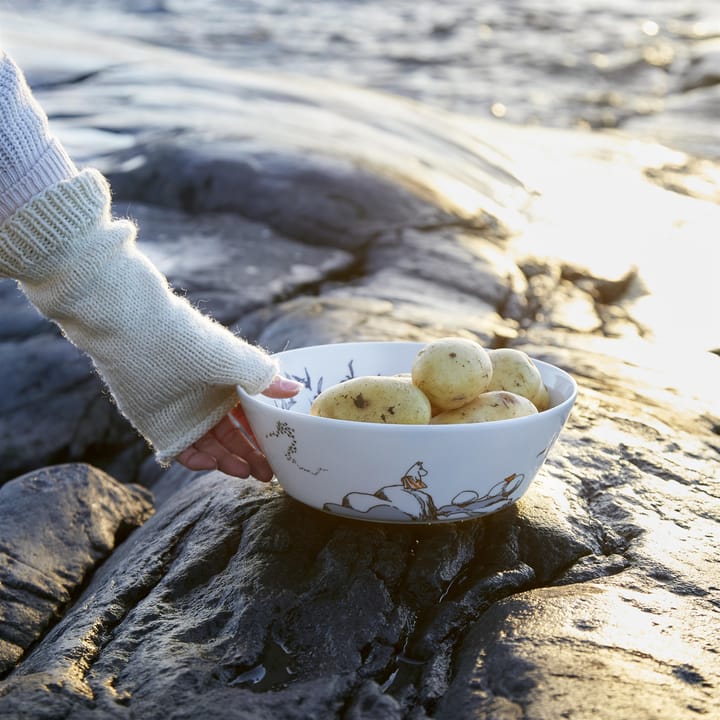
[237,340,577,431]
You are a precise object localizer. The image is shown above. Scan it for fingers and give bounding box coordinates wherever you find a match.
[213,414,274,482]
[262,375,303,399]
[176,412,274,482]
[176,384,296,481]
[228,404,259,445]
[177,445,218,472]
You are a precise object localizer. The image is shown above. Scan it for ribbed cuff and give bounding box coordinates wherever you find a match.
[0,169,108,282]
[0,138,78,219]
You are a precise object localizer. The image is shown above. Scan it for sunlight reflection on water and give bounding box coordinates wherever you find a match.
[497,127,720,354]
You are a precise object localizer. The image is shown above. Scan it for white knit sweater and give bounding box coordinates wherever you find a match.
[0,51,278,463]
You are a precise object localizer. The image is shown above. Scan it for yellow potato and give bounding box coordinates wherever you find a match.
[530,383,551,412]
[487,348,542,401]
[411,337,492,411]
[310,376,431,424]
[430,391,538,424]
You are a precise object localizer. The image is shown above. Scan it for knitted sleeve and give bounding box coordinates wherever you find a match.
[0,169,279,463]
[0,50,77,218]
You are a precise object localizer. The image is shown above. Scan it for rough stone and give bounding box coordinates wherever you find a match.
[108,141,455,252]
[0,469,600,717]
[0,464,153,676]
[0,284,145,486]
[130,203,356,326]
[2,332,717,718]
[436,580,719,720]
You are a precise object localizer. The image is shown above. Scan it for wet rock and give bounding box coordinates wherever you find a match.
[366,227,526,309]
[0,464,153,675]
[0,280,48,341]
[130,203,355,325]
[4,351,716,720]
[679,38,720,93]
[0,281,145,486]
[436,581,719,719]
[430,332,720,718]
[108,141,453,251]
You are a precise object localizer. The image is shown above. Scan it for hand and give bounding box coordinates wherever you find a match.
[177,376,303,479]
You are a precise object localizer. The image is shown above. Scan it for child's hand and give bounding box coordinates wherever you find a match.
[177,376,302,479]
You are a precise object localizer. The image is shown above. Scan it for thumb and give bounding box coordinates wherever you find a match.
[261,375,304,398]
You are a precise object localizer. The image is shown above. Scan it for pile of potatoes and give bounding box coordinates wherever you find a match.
[309,337,551,425]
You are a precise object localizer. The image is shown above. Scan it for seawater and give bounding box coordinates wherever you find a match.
[3,0,720,156]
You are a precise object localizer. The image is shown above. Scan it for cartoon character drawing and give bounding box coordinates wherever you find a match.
[323,463,528,522]
[400,461,428,490]
[436,472,526,518]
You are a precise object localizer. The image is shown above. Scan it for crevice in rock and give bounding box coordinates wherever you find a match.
[0,523,155,685]
[407,216,502,239]
[267,254,369,306]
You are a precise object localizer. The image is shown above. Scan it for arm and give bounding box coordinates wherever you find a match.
[0,50,299,477]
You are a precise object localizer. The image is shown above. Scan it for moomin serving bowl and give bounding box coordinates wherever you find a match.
[237,341,577,524]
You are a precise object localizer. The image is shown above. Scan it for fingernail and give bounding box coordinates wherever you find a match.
[276,377,304,392]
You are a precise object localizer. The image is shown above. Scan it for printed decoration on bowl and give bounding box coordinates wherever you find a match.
[322,462,528,523]
[265,421,327,476]
[278,361,357,410]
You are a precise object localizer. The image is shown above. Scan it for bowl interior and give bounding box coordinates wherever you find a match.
[246,341,576,416]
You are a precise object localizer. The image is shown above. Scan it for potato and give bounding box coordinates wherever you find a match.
[310,375,432,424]
[487,348,542,401]
[411,337,492,411]
[530,383,551,412]
[430,390,538,424]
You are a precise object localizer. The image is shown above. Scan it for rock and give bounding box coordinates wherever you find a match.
[2,325,717,718]
[431,331,720,718]
[0,470,600,717]
[130,203,355,325]
[0,283,146,486]
[436,581,719,719]
[679,38,720,92]
[0,280,48,341]
[107,141,454,252]
[0,464,153,675]
[0,17,719,720]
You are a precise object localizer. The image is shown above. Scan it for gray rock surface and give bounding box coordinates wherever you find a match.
[1,339,717,718]
[130,203,355,326]
[0,20,719,720]
[0,464,153,676]
[0,280,145,486]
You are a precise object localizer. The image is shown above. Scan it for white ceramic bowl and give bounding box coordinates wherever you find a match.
[238,341,577,524]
